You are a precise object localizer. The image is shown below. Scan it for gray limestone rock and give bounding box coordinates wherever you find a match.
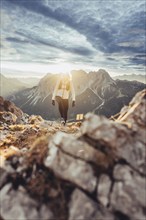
[51,131,108,166]
[69,189,114,220]
[97,174,112,207]
[44,140,97,193]
[110,164,146,220]
[0,184,53,220]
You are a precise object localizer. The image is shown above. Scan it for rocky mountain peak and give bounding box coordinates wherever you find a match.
[89,69,114,83]
[37,73,58,97]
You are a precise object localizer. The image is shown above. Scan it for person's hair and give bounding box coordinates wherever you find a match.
[61,73,72,81]
[59,73,72,90]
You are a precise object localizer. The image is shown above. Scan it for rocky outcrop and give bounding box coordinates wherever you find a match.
[0,96,24,125]
[0,90,145,220]
[1,184,53,220]
[0,97,80,159]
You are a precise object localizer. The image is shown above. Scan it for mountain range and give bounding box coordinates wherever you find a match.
[0,74,41,97]
[113,74,146,83]
[11,77,40,87]
[7,69,146,120]
[0,74,28,97]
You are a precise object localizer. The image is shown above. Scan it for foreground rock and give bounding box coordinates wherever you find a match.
[45,139,97,193]
[68,189,113,220]
[1,184,53,220]
[111,164,145,220]
[0,90,146,220]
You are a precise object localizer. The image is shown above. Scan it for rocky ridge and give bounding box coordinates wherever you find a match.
[0,90,146,220]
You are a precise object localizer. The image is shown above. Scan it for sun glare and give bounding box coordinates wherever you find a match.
[1,61,75,75]
[49,63,72,73]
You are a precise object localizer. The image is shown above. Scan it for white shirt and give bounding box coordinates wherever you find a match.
[52,78,75,101]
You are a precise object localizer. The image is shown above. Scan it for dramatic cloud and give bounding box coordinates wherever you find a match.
[1,0,146,76]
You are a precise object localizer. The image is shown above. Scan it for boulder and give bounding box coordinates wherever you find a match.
[0,184,54,220]
[69,189,114,220]
[45,140,97,193]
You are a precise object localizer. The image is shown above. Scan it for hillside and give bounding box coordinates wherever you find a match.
[0,90,145,220]
[8,69,146,120]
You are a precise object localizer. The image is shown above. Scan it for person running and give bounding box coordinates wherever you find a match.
[52,73,75,125]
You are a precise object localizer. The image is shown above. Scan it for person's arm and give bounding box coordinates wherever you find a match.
[52,78,60,100]
[70,81,75,101]
[70,81,76,107]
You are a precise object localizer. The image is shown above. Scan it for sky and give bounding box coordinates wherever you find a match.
[1,0,146,77]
